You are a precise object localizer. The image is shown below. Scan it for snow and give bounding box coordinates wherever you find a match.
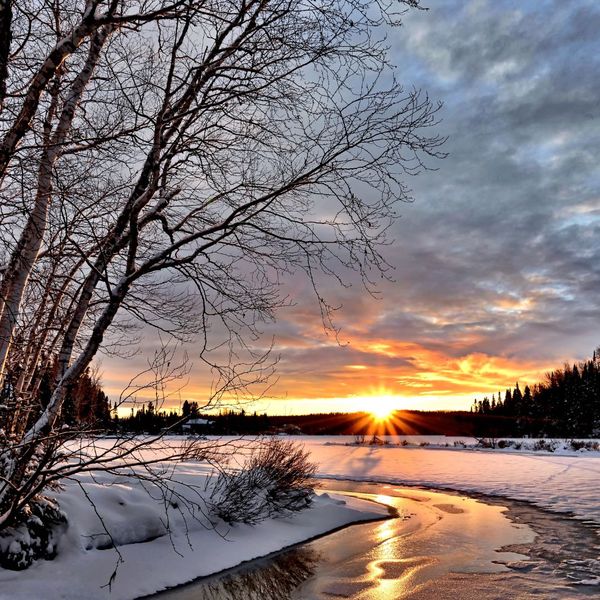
[301,435,600,524]
[1,434,599,599]
[0,448,386,600]
[184,418,211,425]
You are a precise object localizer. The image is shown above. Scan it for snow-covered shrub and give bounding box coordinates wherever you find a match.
[569,440,600,452]
[453,440,466,448]
[209,439,317,525]
[369,435,388,446]
[0,496,66,570]
[497,439,515,449]
[532,439,558,452]
[475,437,497,449]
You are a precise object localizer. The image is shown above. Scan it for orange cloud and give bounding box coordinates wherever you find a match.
[99,306,569,416]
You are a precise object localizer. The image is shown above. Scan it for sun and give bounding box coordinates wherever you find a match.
[368,395,398,421]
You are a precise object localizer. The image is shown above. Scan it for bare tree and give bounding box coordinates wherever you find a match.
[0,0,443,541]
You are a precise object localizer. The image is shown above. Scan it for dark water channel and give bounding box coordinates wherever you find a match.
[150,480,600,600]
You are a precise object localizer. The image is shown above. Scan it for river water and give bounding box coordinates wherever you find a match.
[151,479,600,600]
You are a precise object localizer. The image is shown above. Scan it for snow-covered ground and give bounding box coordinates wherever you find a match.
[0,443,386,600]
[302,435,600,524]
[322,434,600,455]
[1,434,599,600]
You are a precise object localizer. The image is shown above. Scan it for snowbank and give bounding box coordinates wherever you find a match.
[323,435,600,455]
[0,459,386,600]
[2,434,599,600]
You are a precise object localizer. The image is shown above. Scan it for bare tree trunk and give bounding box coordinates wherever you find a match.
[0,27,111,378]
[0,8,99,181]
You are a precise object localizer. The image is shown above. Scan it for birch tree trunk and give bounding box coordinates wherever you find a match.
[0,27,111,377]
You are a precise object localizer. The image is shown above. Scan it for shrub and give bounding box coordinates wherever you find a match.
[209,439,317,525]
[532,439,558,452]
[475,437,497,449]
[569,440,600,452]
[497,439,516,449]
[369,435,388,446]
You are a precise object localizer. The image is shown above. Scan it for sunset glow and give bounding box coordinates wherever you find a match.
[368,396,398,421]
[104,339,562,416]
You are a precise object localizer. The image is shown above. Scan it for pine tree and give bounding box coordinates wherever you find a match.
[503,388,513,416]
[182,400,191,417]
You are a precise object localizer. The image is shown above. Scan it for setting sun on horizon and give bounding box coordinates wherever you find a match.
[368,395,399,421]
[105,347,561,416]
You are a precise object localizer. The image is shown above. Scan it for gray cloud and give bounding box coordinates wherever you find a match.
[361,0,600,358]
[101,1,600,406]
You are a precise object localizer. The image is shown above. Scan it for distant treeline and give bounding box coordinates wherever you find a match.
[265,410,523,438]
[111,407,538,438]
[62,368,111,427]
[114,404,272,435]
[472,347,600,437]
[114,402,182,434]
[60,347,600,439]
[2,364,112,432]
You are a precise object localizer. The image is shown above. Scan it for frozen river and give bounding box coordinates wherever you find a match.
[151,479,600,599]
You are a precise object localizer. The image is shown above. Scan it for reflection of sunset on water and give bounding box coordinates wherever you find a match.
[318,486,534,600]
[156,478,597,600]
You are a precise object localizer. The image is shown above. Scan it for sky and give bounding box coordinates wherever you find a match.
[104,0,600,415]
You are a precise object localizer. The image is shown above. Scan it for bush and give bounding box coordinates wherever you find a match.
[475,437,497,449]
[0,496,67,570]
[209,439,317,525]
[497,439,515,449]
[532,439,558,452]
[569,440,600,452]
[369,435,388,446]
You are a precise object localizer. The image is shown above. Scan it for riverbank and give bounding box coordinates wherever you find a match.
[0,468,386,600]
[298,435,600,523]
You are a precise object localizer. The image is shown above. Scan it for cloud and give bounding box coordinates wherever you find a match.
[101,1,600,412]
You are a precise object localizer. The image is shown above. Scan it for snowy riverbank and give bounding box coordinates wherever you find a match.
[300,435,600,524]
[0,462,387,600]
[1,435,600,600]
